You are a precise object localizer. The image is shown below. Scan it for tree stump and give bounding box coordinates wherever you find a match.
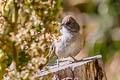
[38,55,107,80]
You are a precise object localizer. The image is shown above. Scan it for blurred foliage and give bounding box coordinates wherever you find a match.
[76,2,98,14]
[72,0,120,62]
[0,0,61,79]
[62,0,120,80]
[88,0,120,62]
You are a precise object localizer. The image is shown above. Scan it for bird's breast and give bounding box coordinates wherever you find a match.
[55,34,82,58]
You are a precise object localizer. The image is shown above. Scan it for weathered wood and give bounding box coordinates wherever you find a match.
[37,55,107,80]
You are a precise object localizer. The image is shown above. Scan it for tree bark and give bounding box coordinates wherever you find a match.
[38,55,107,80]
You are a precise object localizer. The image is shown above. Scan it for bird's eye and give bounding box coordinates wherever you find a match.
[66,22,70,25]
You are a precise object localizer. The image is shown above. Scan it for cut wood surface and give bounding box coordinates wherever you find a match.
[35,55,107,80]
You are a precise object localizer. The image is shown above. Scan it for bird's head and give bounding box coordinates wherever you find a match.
[60,15,80,34]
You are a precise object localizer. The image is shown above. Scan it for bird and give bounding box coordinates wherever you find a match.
[54,15,84,61]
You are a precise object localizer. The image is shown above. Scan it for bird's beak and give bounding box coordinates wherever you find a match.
[58,27,62,31]
[61,21,66,26]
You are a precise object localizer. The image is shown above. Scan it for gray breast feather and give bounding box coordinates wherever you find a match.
[55,33,83,58]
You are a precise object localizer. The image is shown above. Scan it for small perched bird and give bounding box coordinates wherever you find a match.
[54,15,84,61]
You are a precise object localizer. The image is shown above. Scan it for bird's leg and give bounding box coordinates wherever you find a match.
[70,56,79,62]
[71,56,87,62]
[71,56,98,63]
[56,56,60,78]
[57,58,59,67]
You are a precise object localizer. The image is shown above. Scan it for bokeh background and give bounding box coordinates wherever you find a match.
[0,0,120,80]
[62,0,120,80]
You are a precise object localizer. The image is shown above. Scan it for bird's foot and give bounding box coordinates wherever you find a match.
[71,56,97,63]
